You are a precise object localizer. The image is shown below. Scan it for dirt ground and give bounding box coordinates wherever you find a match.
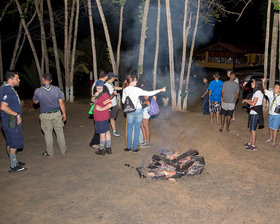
[1,100,280,224]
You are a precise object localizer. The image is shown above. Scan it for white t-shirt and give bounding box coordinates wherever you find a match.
[250,90,264,115]
[105,82,117,106]
[122,86,160,109]
[265,90,280,115]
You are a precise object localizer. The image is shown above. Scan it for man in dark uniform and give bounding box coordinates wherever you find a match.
[33,73,66,156]
[0,70,27,173]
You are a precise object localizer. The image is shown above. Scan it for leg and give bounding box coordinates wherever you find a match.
[105,130,112,153]
[110,118,116,132]
[272,130,277,145]
[132,109,143,150]
[226,115,231,131]
[220,113,225,131]
[142,118,150,143]
[40,114,54,156]
[216,112,220,125]
[141,122,146,143]
[126,113,135,149]
[99,133,106,150]
[9,147,18,168]
[53,112,66,154]
[269,128,273,141]
[251,131,256,146]
[210,112,213,124]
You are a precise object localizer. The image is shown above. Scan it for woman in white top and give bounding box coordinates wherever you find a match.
[122,75,166,152]
[242,79,264,151]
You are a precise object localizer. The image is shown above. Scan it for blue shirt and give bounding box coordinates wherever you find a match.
[33,85,63,114]
[208,79,223,102]
[0,84,22,128]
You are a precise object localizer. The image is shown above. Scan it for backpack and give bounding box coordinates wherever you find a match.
[148,98,159,116]
[123,96,135,113]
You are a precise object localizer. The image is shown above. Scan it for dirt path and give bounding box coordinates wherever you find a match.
[0,101,280,224]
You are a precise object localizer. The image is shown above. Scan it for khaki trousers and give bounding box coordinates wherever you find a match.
[39,111,66,156]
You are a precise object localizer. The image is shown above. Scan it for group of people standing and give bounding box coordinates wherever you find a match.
[0,71,66,172]
[90,72,166,155]
[201,70,280,151]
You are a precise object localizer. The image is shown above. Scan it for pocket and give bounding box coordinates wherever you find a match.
[8,116,17,128]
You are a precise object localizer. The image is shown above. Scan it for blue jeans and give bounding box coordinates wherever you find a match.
[202,96,209,114]
[127,109,143,150]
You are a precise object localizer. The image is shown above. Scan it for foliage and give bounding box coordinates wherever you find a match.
[272,0,280,10]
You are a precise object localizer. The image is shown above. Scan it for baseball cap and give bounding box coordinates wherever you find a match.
[95,80,104,87]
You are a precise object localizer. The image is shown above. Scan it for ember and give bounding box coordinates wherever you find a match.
[136,150,205,180]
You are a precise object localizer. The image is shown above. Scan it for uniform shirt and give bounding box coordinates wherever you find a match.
[93,92,111,121]
[0,84,22,128]
[208,80,223,102]
[122,86,161,109]
[265,90,280,115]
[105,81,117,107]
[33,85,63,114]
[250,90,264,115]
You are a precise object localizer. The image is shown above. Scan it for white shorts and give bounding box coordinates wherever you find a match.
[143,106,151,120]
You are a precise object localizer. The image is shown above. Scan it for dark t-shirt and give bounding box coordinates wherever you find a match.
[33,85,63,113]
[0,84,22,128]
[222,81,239,103]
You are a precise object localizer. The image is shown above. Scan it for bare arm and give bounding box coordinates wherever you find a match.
[201,89,208,98]
[0,101,21,124]
[58,99,66,122]
[33,99,39,104]
[242,97,258,106]
[235,91,240,102]
[208,90,212,100]
[95,103,113,111]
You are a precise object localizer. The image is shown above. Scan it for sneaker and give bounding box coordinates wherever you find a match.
[244,143,251,147]
[265,139,273,143]
[42,152,51,156]
[113,131,120,137]
[95,149,105,155]
[245,145,257,151]
[140,142,152,148]
[8,164,27,173]
[106,147,112,154]
[89,144,100,149]
[124,148,132,152]
[18,161,25,166]
[133,149,140,153]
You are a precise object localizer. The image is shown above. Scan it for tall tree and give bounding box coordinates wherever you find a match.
[177,0,191,110]
[165,0,176,110]
[153,0,161,90]
[47,0,64,92]
[87,0,98,82]
[183,0,200,111]
[138,0,150,76]
[0,33,3,82]
[95,0,117,75]
[264,0,272,80]
[269,11,278,89]
[15,0,42,79]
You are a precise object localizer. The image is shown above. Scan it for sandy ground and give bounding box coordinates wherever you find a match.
[0,100,280,224]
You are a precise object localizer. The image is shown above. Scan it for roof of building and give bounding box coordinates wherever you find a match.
[195,42,264,54]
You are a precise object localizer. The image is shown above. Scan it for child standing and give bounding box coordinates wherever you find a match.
[92,80,113,155]
[201,77,209,115]
[263,78,280,146]
[242,79,264,151]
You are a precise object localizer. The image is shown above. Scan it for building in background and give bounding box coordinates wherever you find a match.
[194,43,264,70]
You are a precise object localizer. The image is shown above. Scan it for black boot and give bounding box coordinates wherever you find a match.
[106,147,112,154]
[95,149,105,155]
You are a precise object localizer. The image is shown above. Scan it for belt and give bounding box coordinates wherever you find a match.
[44,109,60,114]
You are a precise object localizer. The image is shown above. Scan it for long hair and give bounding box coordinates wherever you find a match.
[93,85,108,100]
[122,74,137,89]
[253,79,264,94]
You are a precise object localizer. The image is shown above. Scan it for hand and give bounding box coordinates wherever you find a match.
[16,114,22,125]
[262,78,266,83]
[160,86,166,92]
[242,99,247,104]
[62,113,66,122]
[91,96,95,102]
[114,90,117,95]
[94,92,99,97]
[95,105,103,111]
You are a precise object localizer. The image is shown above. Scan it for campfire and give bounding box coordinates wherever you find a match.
[134,150,205,181]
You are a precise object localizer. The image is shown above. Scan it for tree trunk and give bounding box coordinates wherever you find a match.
[183,0,200,111]
[69,0,80,103]
[264,0,271,80]
[177,0,190,110]
[87,0,98,82]
[64,0,70,102]
[116,2,125,76]
[138,0,150,76]
[47,0,64,92]
[269,11,278,90]
[95,0,117,75]
[165,0,176,110]
[15,0,42,80]
[0,0,13,23]
[153,0,161,90]
[0,33,3,83]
